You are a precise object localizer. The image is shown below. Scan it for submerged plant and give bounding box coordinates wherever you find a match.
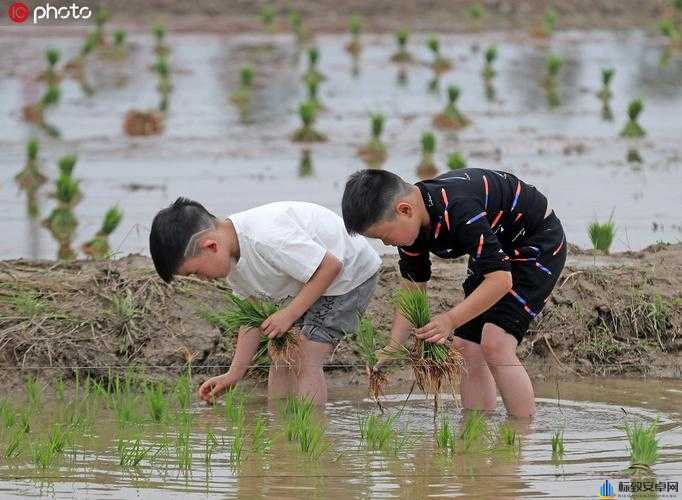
[345,14,362,55]
[627,148,642,163]
[435,416,456,455]
[597,68,615,100]
[353,318,389,406]
[544,54,563,85]
[391,28,412,63]
[460,410,491,452]
[624,420,659,471]
[496,422,521,454]
[292,100,327,142]
[359,414,399,451]
[144,382,168,423]
[482,45,497,80]
[433,85,470,129]
[153,55,172,112]
[551,430,565,460]
[298,148,314,177]
[231,66,254,107]
[82,206,123,258]
[416,132,438,179]
[117,437,153,467]
[303,47,325,84]
[588,214,616,253]
[357,113,387,166]
[282,396,327,459]
[306,78,323,110]
[40,48,61,84]
[395,287,464,420]
[427,35,451,72]
[620,99,646,138]
[447,152,467,170]
[153,23,169,56]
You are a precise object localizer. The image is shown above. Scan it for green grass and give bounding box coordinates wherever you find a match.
[551,430,565,460]
[359,414,399,450]
[624,420,659,468]
[588,215,616,253]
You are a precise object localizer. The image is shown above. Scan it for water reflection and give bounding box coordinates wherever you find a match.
[298,148,314,177]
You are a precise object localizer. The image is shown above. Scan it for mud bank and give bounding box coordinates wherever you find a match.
[1,243,680,391]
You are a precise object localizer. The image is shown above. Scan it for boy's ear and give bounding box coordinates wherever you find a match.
[201,239,219,252]
[396,201,413,217]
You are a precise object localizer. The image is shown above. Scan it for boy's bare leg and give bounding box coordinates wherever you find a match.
[268,361,297,399]
[480,323,536,419]
[453,336,498,412]
[296,336,332,406]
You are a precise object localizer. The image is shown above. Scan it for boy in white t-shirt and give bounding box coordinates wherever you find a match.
[149,198,381,405]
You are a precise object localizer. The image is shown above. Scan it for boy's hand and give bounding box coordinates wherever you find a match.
[198,373,238,403]
[262,308,296,339]
[415,311,456,344]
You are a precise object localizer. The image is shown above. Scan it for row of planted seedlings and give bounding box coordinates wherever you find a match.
[123,23,171,136]
[15,141,123,260]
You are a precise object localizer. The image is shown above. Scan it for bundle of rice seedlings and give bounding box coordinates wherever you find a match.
[82,206,123,258]
[588,213,616,253]
[43,162,81,242]
[390,29,412,63]
[260,4,276,33]
[345,14,362,55]
[433,85,470,129]
[357,113,387,167]
[15,138,46,191]
[620,99,646,138]
[427,35,451,73]
[416,132,438,180]
[22,84,61,135]
[288,11,311,44]
[303,47,325,84]
[447,152,467,170]
[624,419,659,472]
[153,23,169,56]
[395,287,465,420]
[38,48,62,85]
[223,293,301,369]
[597,68,615,100]
[93,7,109,47]
[353,318,389,408]
[291,100,327,142]
[482,46,497,80]
[231,66,253,108]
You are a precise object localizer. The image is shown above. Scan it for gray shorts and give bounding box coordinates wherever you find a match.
[293,271,379,346]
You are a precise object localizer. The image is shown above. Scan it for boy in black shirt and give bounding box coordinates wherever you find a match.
[342,168,567,418]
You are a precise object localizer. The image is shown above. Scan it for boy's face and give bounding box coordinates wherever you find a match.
[363,201,422,247]
[175,237,234,281]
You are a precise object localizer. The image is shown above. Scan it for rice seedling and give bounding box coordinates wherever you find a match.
[298,148,314,177]
[303,47,325,83]
[221,293,301,368]
[395,287,465,421]
[542,7,558,37]
[433,85,470,129]
[175,372,192,410]
[357,113,387,167]
[551,430,565,460]
[467,3,486,29]
[144,382,168,423]
[31,423,69,469]
[620,99,646,138]
[229,418,246,465]
[153,55,172,112]
[204,429,219,466]
[82,206,123,258]
[260,4,276,33]
[38,48,61,85]
[93,6,109,47]
[24,376,42,409]
[542,54,563,87]
[624,420,659,472]
[391,28,412,63]
[175,413,193,470]
[15,138,47,192]
[64,32,97,77]
[117,436,153,468]
[153,23,169,56]
[427,35,451,73]
[4,428,24,459]
[231,66,254,108]
[416,132,438,180]
[345,14,362,55]
[252,415,270,455]
[22,82,61,135]
[597,68,615,101]
[43,162,80,243]
[107,29,128,59]
[359,414,399,451]
[601,99,614,121]
[224,387,247,426]
[588,214,616,253]
[353,318,389,407]
[0,400,16,430]
[306,78,324,111]
[447,152,467,170]
[288,10,310,44]
[482,46,497,80]
[659,18,681,44]
[460,410,491,452]
[495,422,521,454]
[435,416,456,455]
[54,377,66,403]
[627,148,643,164]
[292,100,327,143]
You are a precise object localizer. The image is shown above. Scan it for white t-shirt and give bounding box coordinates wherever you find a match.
[227,202,381,301]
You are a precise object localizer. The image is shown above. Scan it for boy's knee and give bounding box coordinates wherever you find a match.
[480,325,516,362]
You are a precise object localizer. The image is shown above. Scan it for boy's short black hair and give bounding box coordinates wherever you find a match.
[149,197,216,283]
[342,169,413,234]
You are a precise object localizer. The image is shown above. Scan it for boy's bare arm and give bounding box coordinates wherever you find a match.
[416,270,512,343]
[261,251,342,338]
[198,325,261,402]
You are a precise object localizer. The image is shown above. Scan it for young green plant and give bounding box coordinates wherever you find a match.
[82,206,123,258]
[447,152,467,170]
[620,99,646,138]
[588,214,616,253]
[597,68,615,100]
[433,85,470,129]
[292,100,327,143]
[345,14,362,55]
[416,132,438,179]
[357,113,387,167]
[427,35,451,72]
[353,318,389,408]
[391,28,412,63]
[624,419,659,472]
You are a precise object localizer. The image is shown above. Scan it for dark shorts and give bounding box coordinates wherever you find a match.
[454,212,567,345]
[293,271,379,346]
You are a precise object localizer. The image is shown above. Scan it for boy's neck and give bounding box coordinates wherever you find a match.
[221,218,240,260]
[412,186,431,227]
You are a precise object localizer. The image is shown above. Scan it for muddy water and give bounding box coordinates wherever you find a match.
[0,377,681,498]
[0,30,681,260]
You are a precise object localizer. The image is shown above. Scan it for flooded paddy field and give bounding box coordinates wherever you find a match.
[1,29,681,259]
[1,376,681,498]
